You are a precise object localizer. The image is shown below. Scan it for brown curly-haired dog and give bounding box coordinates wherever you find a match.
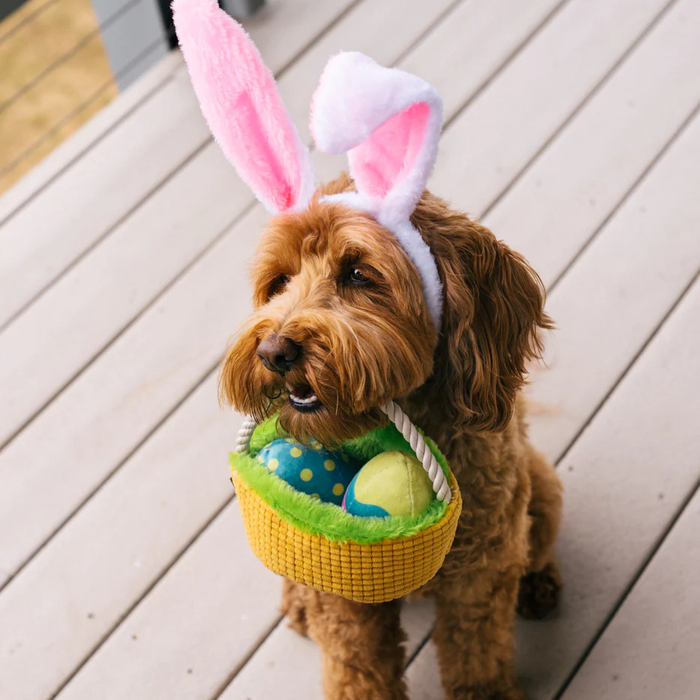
[220,173,563,700]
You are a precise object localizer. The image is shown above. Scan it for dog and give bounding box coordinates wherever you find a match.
[219,173,563,700]
[172,5,563,695]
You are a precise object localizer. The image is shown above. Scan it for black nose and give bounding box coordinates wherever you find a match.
[256,335,301,375]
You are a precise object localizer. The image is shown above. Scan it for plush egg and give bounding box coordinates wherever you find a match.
[257,438,360,505]
[342,450,435,518]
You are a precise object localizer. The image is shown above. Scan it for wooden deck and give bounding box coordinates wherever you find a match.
[1,0,699,698]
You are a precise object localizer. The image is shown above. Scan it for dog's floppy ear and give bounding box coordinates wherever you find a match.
[437,225,552,432]
[173,0,315,214]
[311,52,444,328]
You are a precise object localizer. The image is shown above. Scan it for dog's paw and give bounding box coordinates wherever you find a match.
[516,561,561,620]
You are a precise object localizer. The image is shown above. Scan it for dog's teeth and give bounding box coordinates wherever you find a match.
[292,393,318,405]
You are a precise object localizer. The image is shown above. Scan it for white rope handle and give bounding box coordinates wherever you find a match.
[235,416,257,454]
[380,401,452,503]
[234,401,452,503]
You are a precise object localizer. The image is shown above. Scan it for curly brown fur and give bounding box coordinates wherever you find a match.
[222,174,563,699]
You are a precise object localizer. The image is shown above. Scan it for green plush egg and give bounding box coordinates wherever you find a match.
[256,438,360,505]
[342,450,435,518]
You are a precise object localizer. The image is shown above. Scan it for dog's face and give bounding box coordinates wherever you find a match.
[220,198,438,445]
[221,177,552,444]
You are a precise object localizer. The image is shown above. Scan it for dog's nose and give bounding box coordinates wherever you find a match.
[257,335,301,375]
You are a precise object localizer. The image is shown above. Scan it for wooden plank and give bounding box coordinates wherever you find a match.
[406,264,700,700]
[222,601,435,700]
[560,484,700,700]
[0,1,464,695]
[196,1,700,691]
[0,50,181,226]
[291,0,565,144]
[0,373,240,700]
[431,0,672,213]
[0,139,247,446]
[0,0,462,580]
[2,0,656,446]
[516,275,700,700]
[0,1,592,696]
[53,502,282,700]
[524,61,700,460]
[0,72,206,330]
[0,0,362,444]
[399,0,563,121]
[3,0,661,445]
[0,0,684,695]
[485,0,700,289]
[0,203,265,582]
[406,83,700,700]
[0,0,356,330]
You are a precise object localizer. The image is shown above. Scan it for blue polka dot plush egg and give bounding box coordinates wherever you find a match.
[256,438,360,505]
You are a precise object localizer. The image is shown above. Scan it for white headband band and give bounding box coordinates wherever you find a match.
[174,1,444,328]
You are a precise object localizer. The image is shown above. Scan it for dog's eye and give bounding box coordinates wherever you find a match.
[347,268,370,285]
[268,274,290,298]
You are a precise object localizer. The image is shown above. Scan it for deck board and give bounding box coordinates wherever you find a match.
[208,1,700,693]
[0,0,561,595]
[216,103,700,700]
[408,272,700,700]
[485,0,700,290]
[0,0,358,331]
[432,0,672,213]
[1,0,699,698]
[0,0,463,606]
[560,479,700,700]
[222,602,436,700]
[405,107,700,700]
[0,0,665,581]
[54,503,282,700]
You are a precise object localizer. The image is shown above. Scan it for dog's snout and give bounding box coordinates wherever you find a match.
[257,335,301,375]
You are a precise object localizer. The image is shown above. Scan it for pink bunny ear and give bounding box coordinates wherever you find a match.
[311,52,442,226]
[173,0,314,214]
[311,53,444,329]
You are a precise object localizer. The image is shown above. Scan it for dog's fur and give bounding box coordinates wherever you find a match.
[221,174,563,700]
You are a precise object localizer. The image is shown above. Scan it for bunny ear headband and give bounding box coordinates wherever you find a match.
[172,0,444,328]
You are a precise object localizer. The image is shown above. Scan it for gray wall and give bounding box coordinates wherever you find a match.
[90,0,170,90]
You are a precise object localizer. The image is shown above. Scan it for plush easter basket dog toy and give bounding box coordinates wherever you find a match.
[173,0,462,603]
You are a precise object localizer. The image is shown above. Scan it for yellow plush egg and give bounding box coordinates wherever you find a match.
[342,450,435,518]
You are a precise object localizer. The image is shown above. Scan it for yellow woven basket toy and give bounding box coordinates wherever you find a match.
[230,401,462,603]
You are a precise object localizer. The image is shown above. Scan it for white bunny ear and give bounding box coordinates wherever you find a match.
[311,52,442,226]
[173,0,315,214]
[311,53,444,328]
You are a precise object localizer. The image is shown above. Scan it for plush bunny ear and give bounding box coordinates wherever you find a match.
[311,52,442,226]
[311,53,444,328]
[172,0,315,214]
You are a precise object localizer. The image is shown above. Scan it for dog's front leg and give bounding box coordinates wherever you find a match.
[433,567,524,700]
[303,590,408,700]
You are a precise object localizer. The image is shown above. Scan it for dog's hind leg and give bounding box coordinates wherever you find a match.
[304,591,408,700]
[517,448,563,620]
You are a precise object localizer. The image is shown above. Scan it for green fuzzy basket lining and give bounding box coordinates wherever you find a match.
[230,418,450,544]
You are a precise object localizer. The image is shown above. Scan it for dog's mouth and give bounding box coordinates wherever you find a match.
[286,382,323,412]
